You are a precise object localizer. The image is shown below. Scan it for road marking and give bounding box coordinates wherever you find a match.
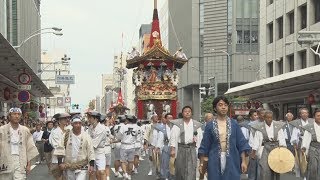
[111,168,123,178]
[30,165,36,171]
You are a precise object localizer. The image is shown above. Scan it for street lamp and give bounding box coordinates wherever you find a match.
[211,49,231,90]
[30,27,63,36]
[192,66,202,121]
[13,31,63,49]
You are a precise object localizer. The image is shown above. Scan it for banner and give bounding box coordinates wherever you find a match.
[138,82,177,100]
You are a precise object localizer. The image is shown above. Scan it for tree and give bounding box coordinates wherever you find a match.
[201,95,214,118]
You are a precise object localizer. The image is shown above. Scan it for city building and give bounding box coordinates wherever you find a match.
[226,0,320,120]
[0,0,52,117]
[40,49,71,117]
[139,24,151,53]
[159,0,260,119]
[101,74,113,114]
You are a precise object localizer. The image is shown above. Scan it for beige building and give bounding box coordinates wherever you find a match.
[226,0,320,120]
[40,49,71,116]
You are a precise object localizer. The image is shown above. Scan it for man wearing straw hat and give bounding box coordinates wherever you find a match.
[0,107,39,179]
[251,110,287,180]
[58,116,95,180]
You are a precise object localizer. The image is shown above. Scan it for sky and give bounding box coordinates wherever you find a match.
[41,0,161,107]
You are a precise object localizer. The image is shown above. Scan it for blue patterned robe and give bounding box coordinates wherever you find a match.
[198,119,251,180]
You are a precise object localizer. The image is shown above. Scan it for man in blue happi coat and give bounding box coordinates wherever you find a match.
[198,96,251,180]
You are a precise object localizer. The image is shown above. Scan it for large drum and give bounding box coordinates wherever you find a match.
[268,147,295,174]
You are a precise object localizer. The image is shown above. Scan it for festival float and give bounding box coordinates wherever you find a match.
[126,0,188,119]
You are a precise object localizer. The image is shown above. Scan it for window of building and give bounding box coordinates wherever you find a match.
[299,50,307,69]
[268,0,274,6]
[237,30,243,44]
[277,17,283,39]
[312,46,320,65]
[315,54,320,65]
[288,11,295,35]
[268,22,273,44]
[288,54,294,72]
[313,0,320,23]
[278,57,283,75]
[299,5,307,30]
[268,61,273,77]
[251,30,258,43]
[12,0,18,46]
[244,30,250,43]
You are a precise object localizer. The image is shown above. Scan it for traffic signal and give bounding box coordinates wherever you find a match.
[200,87,206,95]
[72,104,79,109]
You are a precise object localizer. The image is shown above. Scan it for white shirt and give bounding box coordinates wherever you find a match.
[156,124,171,150]
[248,120,259,148]
[33,130,44,142]
[169,119,203,157]
[252,122,286,151]
[151,128,158,146]
[241,127,249,140]
[119,123,138,149]
[71,133,81,161]
[290,119,309,145]
[88,123,107,159]
[135,125,143,149]
[10,126,20,155]
[49,126,65,163]
[301,122,320,155]
[104,126,112,154]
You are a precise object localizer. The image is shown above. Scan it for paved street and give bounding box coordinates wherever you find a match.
[28,153,303,180]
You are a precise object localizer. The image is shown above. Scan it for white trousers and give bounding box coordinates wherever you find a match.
[65,169,87,180]
[0,155,26,180]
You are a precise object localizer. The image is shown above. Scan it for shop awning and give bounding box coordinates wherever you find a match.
[0,33,53,97]
[225,65,320,103]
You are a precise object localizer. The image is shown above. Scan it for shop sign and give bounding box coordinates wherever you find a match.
[18,85,31,90]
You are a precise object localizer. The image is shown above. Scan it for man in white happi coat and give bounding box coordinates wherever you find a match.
[144,113,160,176]
[290,108,314,179]
[133,120,143,174]
[112,115,126,177]
[49,113,71,180]
[0,107,39,179]
[156,113,173,180]
[87,111,107,180]
[117,115,139,180]
[100,114,112,180]
[170,106,203,180]
[58,117,95,180]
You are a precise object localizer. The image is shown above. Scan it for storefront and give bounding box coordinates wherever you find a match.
[0,33,53,117]
[225,65,320,120]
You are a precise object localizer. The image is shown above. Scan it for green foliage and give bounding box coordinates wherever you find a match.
[201,95,214,116]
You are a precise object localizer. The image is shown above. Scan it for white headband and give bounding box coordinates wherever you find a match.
[9,108,22,114]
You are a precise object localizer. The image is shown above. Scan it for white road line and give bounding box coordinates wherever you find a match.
[30,165,36,171]
[111,168,123,178]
